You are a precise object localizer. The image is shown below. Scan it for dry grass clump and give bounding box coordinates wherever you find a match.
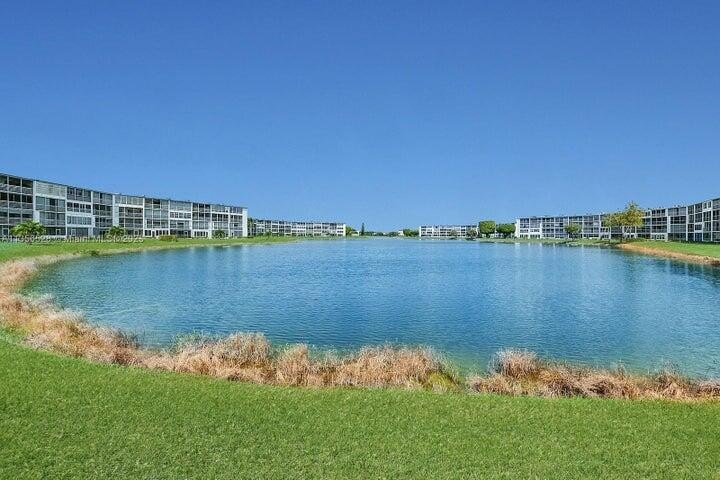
[1,292,143,366]
[275,344,317,386]
[334,346,443,388]
[160,339,449,388]
[489,349,540,379]
[697,381,720,396]
[581,373,641,399]
[471,350,720,401]
[172,333,273,378]
[0,260,38,291]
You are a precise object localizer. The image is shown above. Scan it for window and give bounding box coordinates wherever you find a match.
[67,215,92,225]
[67,202,92,214]
[35,196,65,212]
[67,187,91,202]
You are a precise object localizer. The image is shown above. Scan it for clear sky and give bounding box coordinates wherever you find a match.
[2,1,719,230]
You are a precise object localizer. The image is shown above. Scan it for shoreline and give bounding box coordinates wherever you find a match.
[475,237,720,266]
[616,241,720,266]
[1,238,719,401]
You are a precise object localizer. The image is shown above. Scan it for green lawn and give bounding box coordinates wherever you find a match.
[1,339,719,479]
[0,236,296,263]
[630,240,720,259]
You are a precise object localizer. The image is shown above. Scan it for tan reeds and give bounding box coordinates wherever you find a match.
[470,348,720,401]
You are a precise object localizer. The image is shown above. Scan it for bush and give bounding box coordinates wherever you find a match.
[158,235,178,242]
[106,226,126,239]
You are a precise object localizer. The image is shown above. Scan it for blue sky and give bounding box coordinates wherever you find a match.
[2,1,719,230]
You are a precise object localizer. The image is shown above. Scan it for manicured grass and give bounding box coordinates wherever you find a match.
[0,339,718,479]
[0,236,296,263]
[629,240,720,259]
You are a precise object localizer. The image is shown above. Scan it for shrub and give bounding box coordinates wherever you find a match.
[158,235,178,242]
[106,226,126,239]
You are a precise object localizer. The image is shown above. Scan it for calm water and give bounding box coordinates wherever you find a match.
[26,239,720,376]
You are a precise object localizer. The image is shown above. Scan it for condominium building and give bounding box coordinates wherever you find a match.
[250,219,346,237]
[1,172,248,238]
[515,196,720,242]
[515,214,605,240]
[419,225,477,238]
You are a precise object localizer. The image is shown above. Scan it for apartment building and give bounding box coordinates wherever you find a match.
[419,225,477,238]
[0,172,248,238]
[515,196,720,242]
[515,214,605,240]
[249,219,346,237]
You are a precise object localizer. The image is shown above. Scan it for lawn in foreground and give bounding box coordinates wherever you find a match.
[1,339,718,479]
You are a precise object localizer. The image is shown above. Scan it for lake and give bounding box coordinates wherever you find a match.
[25,239,720,376]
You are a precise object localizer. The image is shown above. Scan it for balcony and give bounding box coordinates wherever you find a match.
[1,201,34,210]
[3,185,34,195]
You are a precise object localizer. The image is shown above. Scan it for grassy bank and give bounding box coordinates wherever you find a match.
[617,240,720,263]
[0,236,298,263]
[476,237,720,262]
[2,338,720,479]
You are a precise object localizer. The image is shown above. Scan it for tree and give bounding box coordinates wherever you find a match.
[497,223,516,238]
[603,212,620,240]
[565,223,581,239]
[106,226,126,239]
[360,223,365,236]
[11,220,45,243]
[345,225,356,235]
[605,202,644,242]
[478,220,496,238]
[402,228,419,237]
[212,229,227,238]
[620,201,644,237]
[466,227,478,239]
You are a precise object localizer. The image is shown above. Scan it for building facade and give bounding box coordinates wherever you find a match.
[1,172,248,238]
[249,219,346,237]
[419,225,477,238]
[515,196,720,242]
